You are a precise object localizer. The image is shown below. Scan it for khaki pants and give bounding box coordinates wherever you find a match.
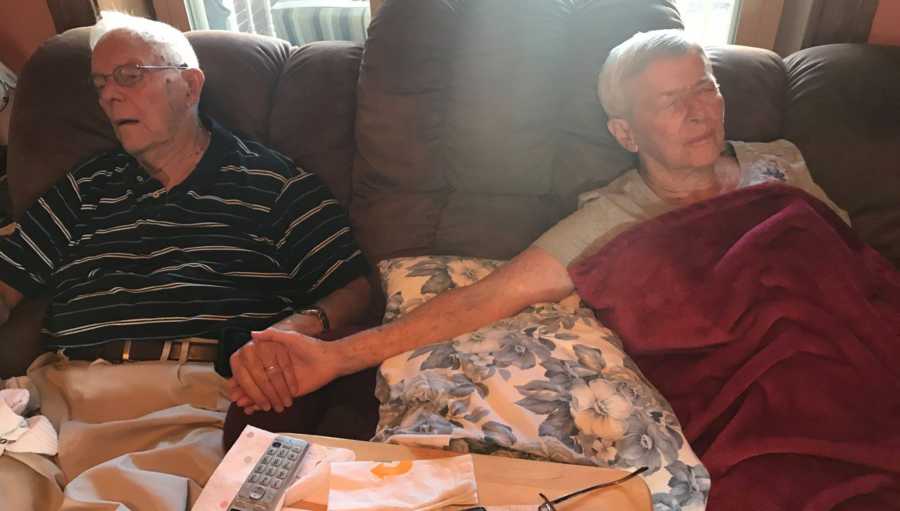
[1,352,230,511]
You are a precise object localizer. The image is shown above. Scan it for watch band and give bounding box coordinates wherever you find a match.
[296,305,330,331]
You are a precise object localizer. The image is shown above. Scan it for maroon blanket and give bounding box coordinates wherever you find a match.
[570,184,900,511]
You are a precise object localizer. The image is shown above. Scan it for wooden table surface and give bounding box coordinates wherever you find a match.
[290,434,651,510]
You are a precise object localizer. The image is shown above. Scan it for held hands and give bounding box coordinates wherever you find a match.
[227,327,343,415]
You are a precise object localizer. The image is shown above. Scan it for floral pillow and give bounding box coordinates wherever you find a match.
[374,256,710,510]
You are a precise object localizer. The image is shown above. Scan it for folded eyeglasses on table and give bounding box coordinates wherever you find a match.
[458,466,648,511]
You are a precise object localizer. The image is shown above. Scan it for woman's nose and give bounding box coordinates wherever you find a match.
[684,94,706,122]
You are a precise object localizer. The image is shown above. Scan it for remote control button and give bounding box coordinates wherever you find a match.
[278,470,287,479]
[253,464,264,473]
[249,487,265,500]
[287,452,297,461]
[272,459,282,468]
[249,474,260,483]
[272,480,282,489]
[263,456,272,464]
[267,447,277,455]
[272,441,281,448]
[266,467,275,476]
[278,448,289,457]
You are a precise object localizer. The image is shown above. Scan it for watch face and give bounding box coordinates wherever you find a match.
[298,306,329,330]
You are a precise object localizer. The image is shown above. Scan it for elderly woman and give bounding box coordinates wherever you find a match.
[533,29,849,267]
[230,29,848,412]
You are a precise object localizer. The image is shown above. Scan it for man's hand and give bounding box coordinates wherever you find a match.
[0,281,23,327]
[227,310,326,413]
[0,297,10,326]
[229,329,344,414]
[228,337,298,413]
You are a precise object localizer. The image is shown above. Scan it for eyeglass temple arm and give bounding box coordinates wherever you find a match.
[540,465,649,506]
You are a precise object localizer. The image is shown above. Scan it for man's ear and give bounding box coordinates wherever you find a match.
[182,68,205,107]
[607,117,638,153]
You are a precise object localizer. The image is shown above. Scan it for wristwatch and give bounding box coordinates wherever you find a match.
[296,305,330,331]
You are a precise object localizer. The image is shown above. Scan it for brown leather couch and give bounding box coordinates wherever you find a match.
[3,0,899,378]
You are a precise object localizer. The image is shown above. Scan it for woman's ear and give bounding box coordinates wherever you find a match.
[607,117,639,153]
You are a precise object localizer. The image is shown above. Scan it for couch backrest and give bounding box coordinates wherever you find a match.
[784,44,900,266]
[7,1,898,269]
[6,29,363,217]
[349,0,684,260]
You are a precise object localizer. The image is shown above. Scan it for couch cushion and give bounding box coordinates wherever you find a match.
[351,0,683,261]
[707,45,787,143]
[784,43,900,268]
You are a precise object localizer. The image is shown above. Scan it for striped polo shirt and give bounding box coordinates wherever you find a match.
[0,118,368,348]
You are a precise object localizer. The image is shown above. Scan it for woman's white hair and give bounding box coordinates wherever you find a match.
[598,29,712,119]
[89,11,199,69]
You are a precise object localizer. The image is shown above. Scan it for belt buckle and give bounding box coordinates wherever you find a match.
[121,340,133,362]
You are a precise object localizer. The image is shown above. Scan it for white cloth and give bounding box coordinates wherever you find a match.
[194,425,356,511]
[326,456,478,511]
[196,425,479,511]
[0,388,58,457]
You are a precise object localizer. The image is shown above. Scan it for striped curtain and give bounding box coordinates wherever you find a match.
[186,0,370,45]
[234,0,277,37]
[270,1,371,45]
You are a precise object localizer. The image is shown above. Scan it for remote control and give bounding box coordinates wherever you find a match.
[227,435,310,511]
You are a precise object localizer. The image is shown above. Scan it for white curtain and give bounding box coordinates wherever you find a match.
[185,0,370,45]
[232,0,276,37]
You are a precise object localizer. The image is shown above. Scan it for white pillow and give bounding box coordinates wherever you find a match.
[375,256,710,511]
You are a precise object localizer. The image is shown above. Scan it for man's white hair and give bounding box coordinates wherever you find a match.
[89,11,199,69]
[598,29,712,119]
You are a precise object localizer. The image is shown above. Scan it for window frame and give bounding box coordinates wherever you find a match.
[732,0,785,49]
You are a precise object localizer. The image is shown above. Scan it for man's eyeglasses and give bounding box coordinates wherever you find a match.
[461,466,648,511]
[91,63,189,92]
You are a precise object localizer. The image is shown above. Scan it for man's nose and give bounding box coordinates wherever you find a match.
[97,79,124,103]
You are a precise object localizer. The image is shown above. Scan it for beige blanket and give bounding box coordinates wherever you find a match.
[1,353,230,511]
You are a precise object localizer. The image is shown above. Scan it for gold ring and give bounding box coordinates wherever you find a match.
[265,365,281,373]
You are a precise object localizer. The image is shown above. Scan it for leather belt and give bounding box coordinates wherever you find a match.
[62,338,219,363]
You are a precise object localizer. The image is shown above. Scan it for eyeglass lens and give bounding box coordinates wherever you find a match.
[91,64,144,91]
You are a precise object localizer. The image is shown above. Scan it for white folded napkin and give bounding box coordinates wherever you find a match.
[0,388,58,457]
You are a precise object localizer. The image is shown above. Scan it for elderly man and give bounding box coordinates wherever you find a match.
[0,12,370,510]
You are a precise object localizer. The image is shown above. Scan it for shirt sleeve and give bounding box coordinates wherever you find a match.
[270,167,369,303]
[532,196,645,267]
[0,173,84,297]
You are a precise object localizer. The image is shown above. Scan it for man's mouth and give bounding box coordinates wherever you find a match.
[114,119,139,128]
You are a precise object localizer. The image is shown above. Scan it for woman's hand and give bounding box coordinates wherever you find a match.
[228,328,345,415]
[227,336,297,413]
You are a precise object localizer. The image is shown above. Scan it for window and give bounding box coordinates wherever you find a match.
[182,0,371,45]
[677,0,741,45]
